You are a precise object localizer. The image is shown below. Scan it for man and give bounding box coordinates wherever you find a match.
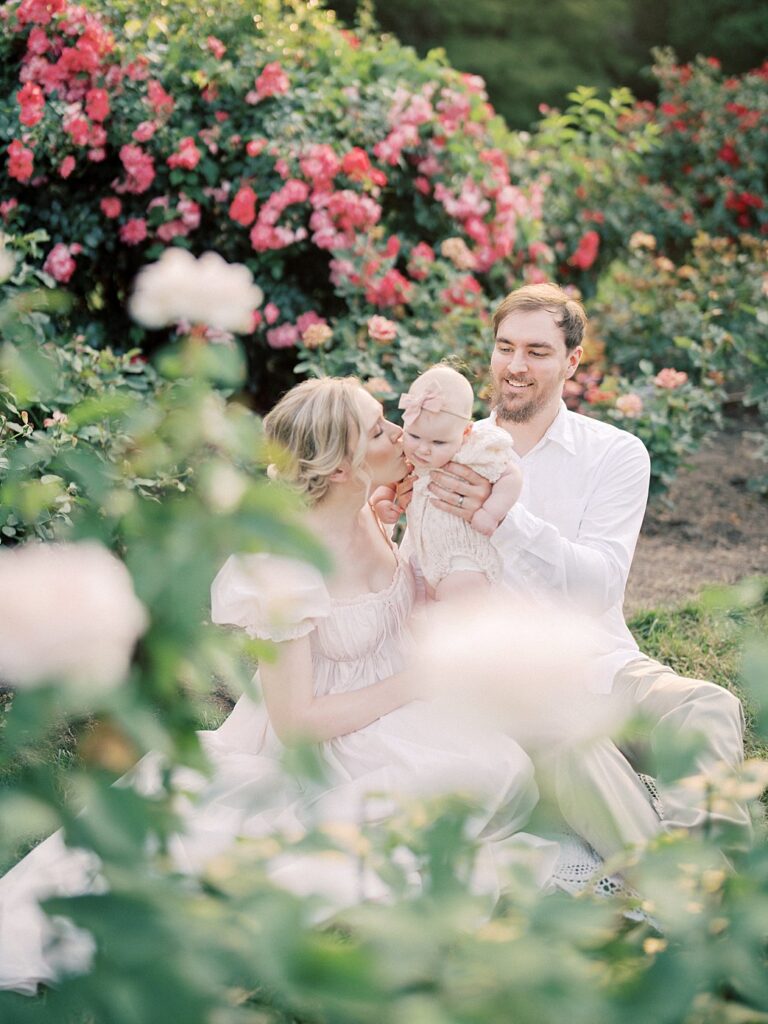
[429,282,749,857]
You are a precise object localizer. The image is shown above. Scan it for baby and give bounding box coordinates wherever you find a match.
[387,365,522,600]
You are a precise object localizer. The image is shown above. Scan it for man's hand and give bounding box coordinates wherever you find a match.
[428,463,492,523]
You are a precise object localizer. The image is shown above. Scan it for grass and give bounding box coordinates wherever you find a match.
[628,578,768,759]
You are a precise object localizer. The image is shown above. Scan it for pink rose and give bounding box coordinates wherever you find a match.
[365,269,413,308]
[264,302,280,325]
[59,155,76,178]
[568,230,601,271]
[100,196,122,218]
[367,315,398,343]
[156,219,188,242]
[85,87,110,122]
[0,199,19,220]
[43,242,78,283]
[167,136,201,171]
[246,138,266,157]
[615,393,644,417]
[120,218,148,245]
[64,115,90,147]
[229,185,257,227]
[118,144,155,193]
[266,323,299,349]
[132,120,157,143]
[296,310,326,335]
[146,79,174,116]
[254,62,289,101]
[177,197,201,229]
[407,241,435,280]
[206,35,226,59]
[8,139,36,183]
[17,82,45,126]
[654,368,688,389]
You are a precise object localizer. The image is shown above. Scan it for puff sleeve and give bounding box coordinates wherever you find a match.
[210,554,331,643]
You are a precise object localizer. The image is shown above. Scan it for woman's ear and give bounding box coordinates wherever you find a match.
[329,462,350,483]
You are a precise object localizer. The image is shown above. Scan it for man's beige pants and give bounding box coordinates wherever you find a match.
[535,656,750,860]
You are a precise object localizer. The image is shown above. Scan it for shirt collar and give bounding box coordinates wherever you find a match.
[489,401,577,456]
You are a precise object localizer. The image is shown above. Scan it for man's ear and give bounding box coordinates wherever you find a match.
[565,345,583,379]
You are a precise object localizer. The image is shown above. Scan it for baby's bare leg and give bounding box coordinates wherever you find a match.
[435,570,489,602]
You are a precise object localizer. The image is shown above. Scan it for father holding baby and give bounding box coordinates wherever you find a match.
[427,282,750,856]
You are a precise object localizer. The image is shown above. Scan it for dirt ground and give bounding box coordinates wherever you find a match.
[624,418,768,615]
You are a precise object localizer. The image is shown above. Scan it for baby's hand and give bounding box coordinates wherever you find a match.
[469,507,499,537]
[393,468,415,513]
[370,485,401,525]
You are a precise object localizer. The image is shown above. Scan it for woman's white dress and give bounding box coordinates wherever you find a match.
[0,551,553,995]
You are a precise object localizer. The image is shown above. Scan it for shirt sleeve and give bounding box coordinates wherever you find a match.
[493,433,650,613]
[210,553,331,642]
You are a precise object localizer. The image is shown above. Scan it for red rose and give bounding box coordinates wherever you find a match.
[85,87,110,122]
[228,185,257,227]
[568,230,600,271]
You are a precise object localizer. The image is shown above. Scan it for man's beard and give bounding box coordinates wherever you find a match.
[493,373,567,424]
[493,381,545,423]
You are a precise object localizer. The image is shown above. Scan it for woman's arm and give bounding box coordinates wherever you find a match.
[260,635,416,744]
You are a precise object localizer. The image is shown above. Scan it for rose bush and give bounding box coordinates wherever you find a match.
[0,0,552,411]
[527,52,768,291]
[590,232,768,403]
[564,358,722,495]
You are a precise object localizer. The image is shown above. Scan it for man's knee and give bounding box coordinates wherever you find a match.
[679,677,744,730]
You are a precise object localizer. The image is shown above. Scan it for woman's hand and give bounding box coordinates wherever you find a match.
[428,463,492,522]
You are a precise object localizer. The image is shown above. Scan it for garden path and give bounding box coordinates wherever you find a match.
[625,418,768,614]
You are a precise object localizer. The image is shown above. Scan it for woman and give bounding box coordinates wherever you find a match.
[0,377,545,995]
[189,377,541,863]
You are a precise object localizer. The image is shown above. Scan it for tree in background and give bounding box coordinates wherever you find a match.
[332,0,768,127]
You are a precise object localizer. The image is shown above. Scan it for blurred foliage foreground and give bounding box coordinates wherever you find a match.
[1,263,768,1024]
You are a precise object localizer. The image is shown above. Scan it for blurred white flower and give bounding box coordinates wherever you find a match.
[412,592,626,750]
[0,541,148,690]
[128,248,263,333]
[0,239,15,283]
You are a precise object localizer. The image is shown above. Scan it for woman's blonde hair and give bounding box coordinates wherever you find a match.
[263,377,369,505]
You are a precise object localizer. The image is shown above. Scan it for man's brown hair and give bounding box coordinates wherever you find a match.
[492,283,587,351]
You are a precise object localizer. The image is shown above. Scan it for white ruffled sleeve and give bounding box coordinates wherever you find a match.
[210,554,331,643]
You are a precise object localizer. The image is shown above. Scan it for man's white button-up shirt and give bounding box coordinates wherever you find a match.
[485,402,651,693]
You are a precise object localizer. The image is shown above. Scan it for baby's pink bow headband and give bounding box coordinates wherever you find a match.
[398,383,469,427]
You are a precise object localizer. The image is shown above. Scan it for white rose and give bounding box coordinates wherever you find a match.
[0,541,148,691]
[128,249,263,333]
[412,592,626,750]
